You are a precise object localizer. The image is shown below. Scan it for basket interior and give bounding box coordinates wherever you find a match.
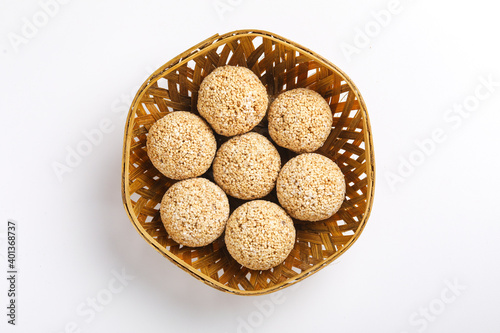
[123,31,374,294]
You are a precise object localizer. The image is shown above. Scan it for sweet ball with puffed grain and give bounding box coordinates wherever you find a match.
[276,153,345,221]
[146,111,216,180]
[197,66,268,137]
[268,88,333,153]
[212,132,281,200]
[160,178,230,247]
[224,200,296,270]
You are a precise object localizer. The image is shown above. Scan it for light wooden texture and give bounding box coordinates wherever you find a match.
[121,30,375,295]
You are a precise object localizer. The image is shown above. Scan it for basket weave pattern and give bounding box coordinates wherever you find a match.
[121,30,375,295]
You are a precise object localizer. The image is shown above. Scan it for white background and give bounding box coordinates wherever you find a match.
[1,0,500,332]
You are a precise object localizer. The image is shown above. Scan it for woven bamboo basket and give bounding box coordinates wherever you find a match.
[121,30,375,295]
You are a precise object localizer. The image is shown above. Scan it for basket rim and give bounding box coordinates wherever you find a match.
[121,29,376,296]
